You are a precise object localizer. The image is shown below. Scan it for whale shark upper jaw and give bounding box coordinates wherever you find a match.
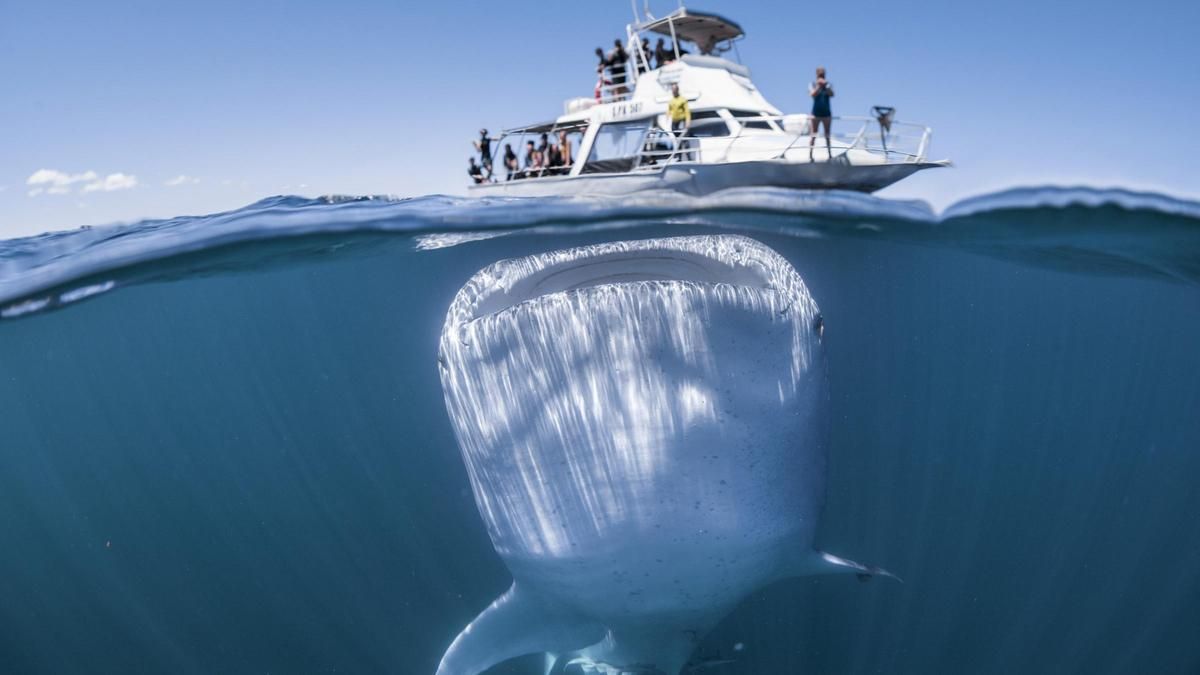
[443,234,818,330]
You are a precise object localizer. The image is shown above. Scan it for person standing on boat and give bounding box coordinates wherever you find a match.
[523,140,539,175]
[595,46,610,71]
[669,83,693,161]
[608,39,629,96]
[809,67,835,160]
[654,38,671,68]
[537,133,550,172]
[503,143,518,181]
[473,129,494,175]
[594,65,612,102]
[594,47,612,101]
[557,130,573,168]
[637,38,652,74]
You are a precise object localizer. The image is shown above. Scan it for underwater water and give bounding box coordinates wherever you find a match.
[1,187,1198,674]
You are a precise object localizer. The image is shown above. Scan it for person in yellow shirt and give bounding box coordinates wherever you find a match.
[668,83,693,161]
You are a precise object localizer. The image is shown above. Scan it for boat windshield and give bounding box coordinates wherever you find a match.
[730,110,777,131]
[582,119,653,174]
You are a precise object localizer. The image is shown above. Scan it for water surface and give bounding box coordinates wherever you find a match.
[1,187,1198,674]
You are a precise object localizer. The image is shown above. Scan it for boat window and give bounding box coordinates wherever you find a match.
[583,119,651,174]
[730,110,776,130]
[659,109,728,138]
[690,120,732,137]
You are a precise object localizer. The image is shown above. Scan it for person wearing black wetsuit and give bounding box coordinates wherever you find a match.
[503,143,518,181]
[537,133,550,169]
[655,38,670,68]
[608,39,629,95]
[473,129,493,174]
[637,38,651,74]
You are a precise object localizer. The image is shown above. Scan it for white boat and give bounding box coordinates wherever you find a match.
[471,5,949,197]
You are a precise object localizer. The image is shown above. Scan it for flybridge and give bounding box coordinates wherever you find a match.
[634,7,744,56]
[467,4,949,196]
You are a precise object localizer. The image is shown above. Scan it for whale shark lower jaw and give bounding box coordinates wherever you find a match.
[435,236,889,675]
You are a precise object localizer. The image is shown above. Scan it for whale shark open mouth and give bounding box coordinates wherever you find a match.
[435,236,890,675]
[439,236,824,562]
[445,235,816,328]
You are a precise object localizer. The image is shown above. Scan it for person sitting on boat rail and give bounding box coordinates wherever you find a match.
[523,140,540,175]
[809,67,835,160]
[468,157,485,184]
[669,83,693,161]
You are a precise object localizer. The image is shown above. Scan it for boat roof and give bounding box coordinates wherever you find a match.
[636,8,744,53]
[501,118,589,135]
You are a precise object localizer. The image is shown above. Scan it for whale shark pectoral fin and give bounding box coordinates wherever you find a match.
[789,550,902,583]
[436,582,605,675]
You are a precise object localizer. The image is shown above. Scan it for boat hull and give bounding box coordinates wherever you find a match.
[470,159,947,197]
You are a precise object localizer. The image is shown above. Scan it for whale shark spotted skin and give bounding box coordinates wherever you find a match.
[436,235,890,675]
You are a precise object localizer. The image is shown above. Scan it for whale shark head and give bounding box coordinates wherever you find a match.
[436,235,869,675]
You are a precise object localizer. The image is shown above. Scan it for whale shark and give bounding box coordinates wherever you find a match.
[436,235,891,675]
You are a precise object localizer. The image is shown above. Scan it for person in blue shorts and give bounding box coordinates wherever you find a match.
[809,66,835,160]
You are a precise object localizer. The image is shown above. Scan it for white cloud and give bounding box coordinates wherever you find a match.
[82,173,138,193]
[164,174,200,187]
[27,169,136,196]
[27,169,97,195]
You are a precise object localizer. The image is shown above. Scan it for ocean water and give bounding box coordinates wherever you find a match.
[1,187,1198,674]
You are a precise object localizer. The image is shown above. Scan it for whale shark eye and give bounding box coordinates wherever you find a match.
[814,315,824,339]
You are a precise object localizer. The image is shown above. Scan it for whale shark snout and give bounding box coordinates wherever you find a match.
[435,235,890,675]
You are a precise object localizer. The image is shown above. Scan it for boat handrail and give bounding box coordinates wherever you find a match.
[629,114,932,169]
[728,114,932,163]
[595,80,635,105]
[479,120,589,183]
[483,113,932,183]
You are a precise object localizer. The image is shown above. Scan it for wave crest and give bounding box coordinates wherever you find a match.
[2,186,1198,316]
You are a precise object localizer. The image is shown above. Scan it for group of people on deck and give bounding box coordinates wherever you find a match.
[469,128,575,184]
[469,62,841,183]
[594,37,688,102]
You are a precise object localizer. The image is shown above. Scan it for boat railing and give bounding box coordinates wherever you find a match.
[595,73,635,104]
[633,114,932,167]
[634,128,687,169]
[725,114,932,163]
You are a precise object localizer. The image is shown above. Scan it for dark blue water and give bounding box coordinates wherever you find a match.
[1,188,1198,674]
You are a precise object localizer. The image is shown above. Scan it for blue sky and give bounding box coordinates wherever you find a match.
[2,0,1197,238]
